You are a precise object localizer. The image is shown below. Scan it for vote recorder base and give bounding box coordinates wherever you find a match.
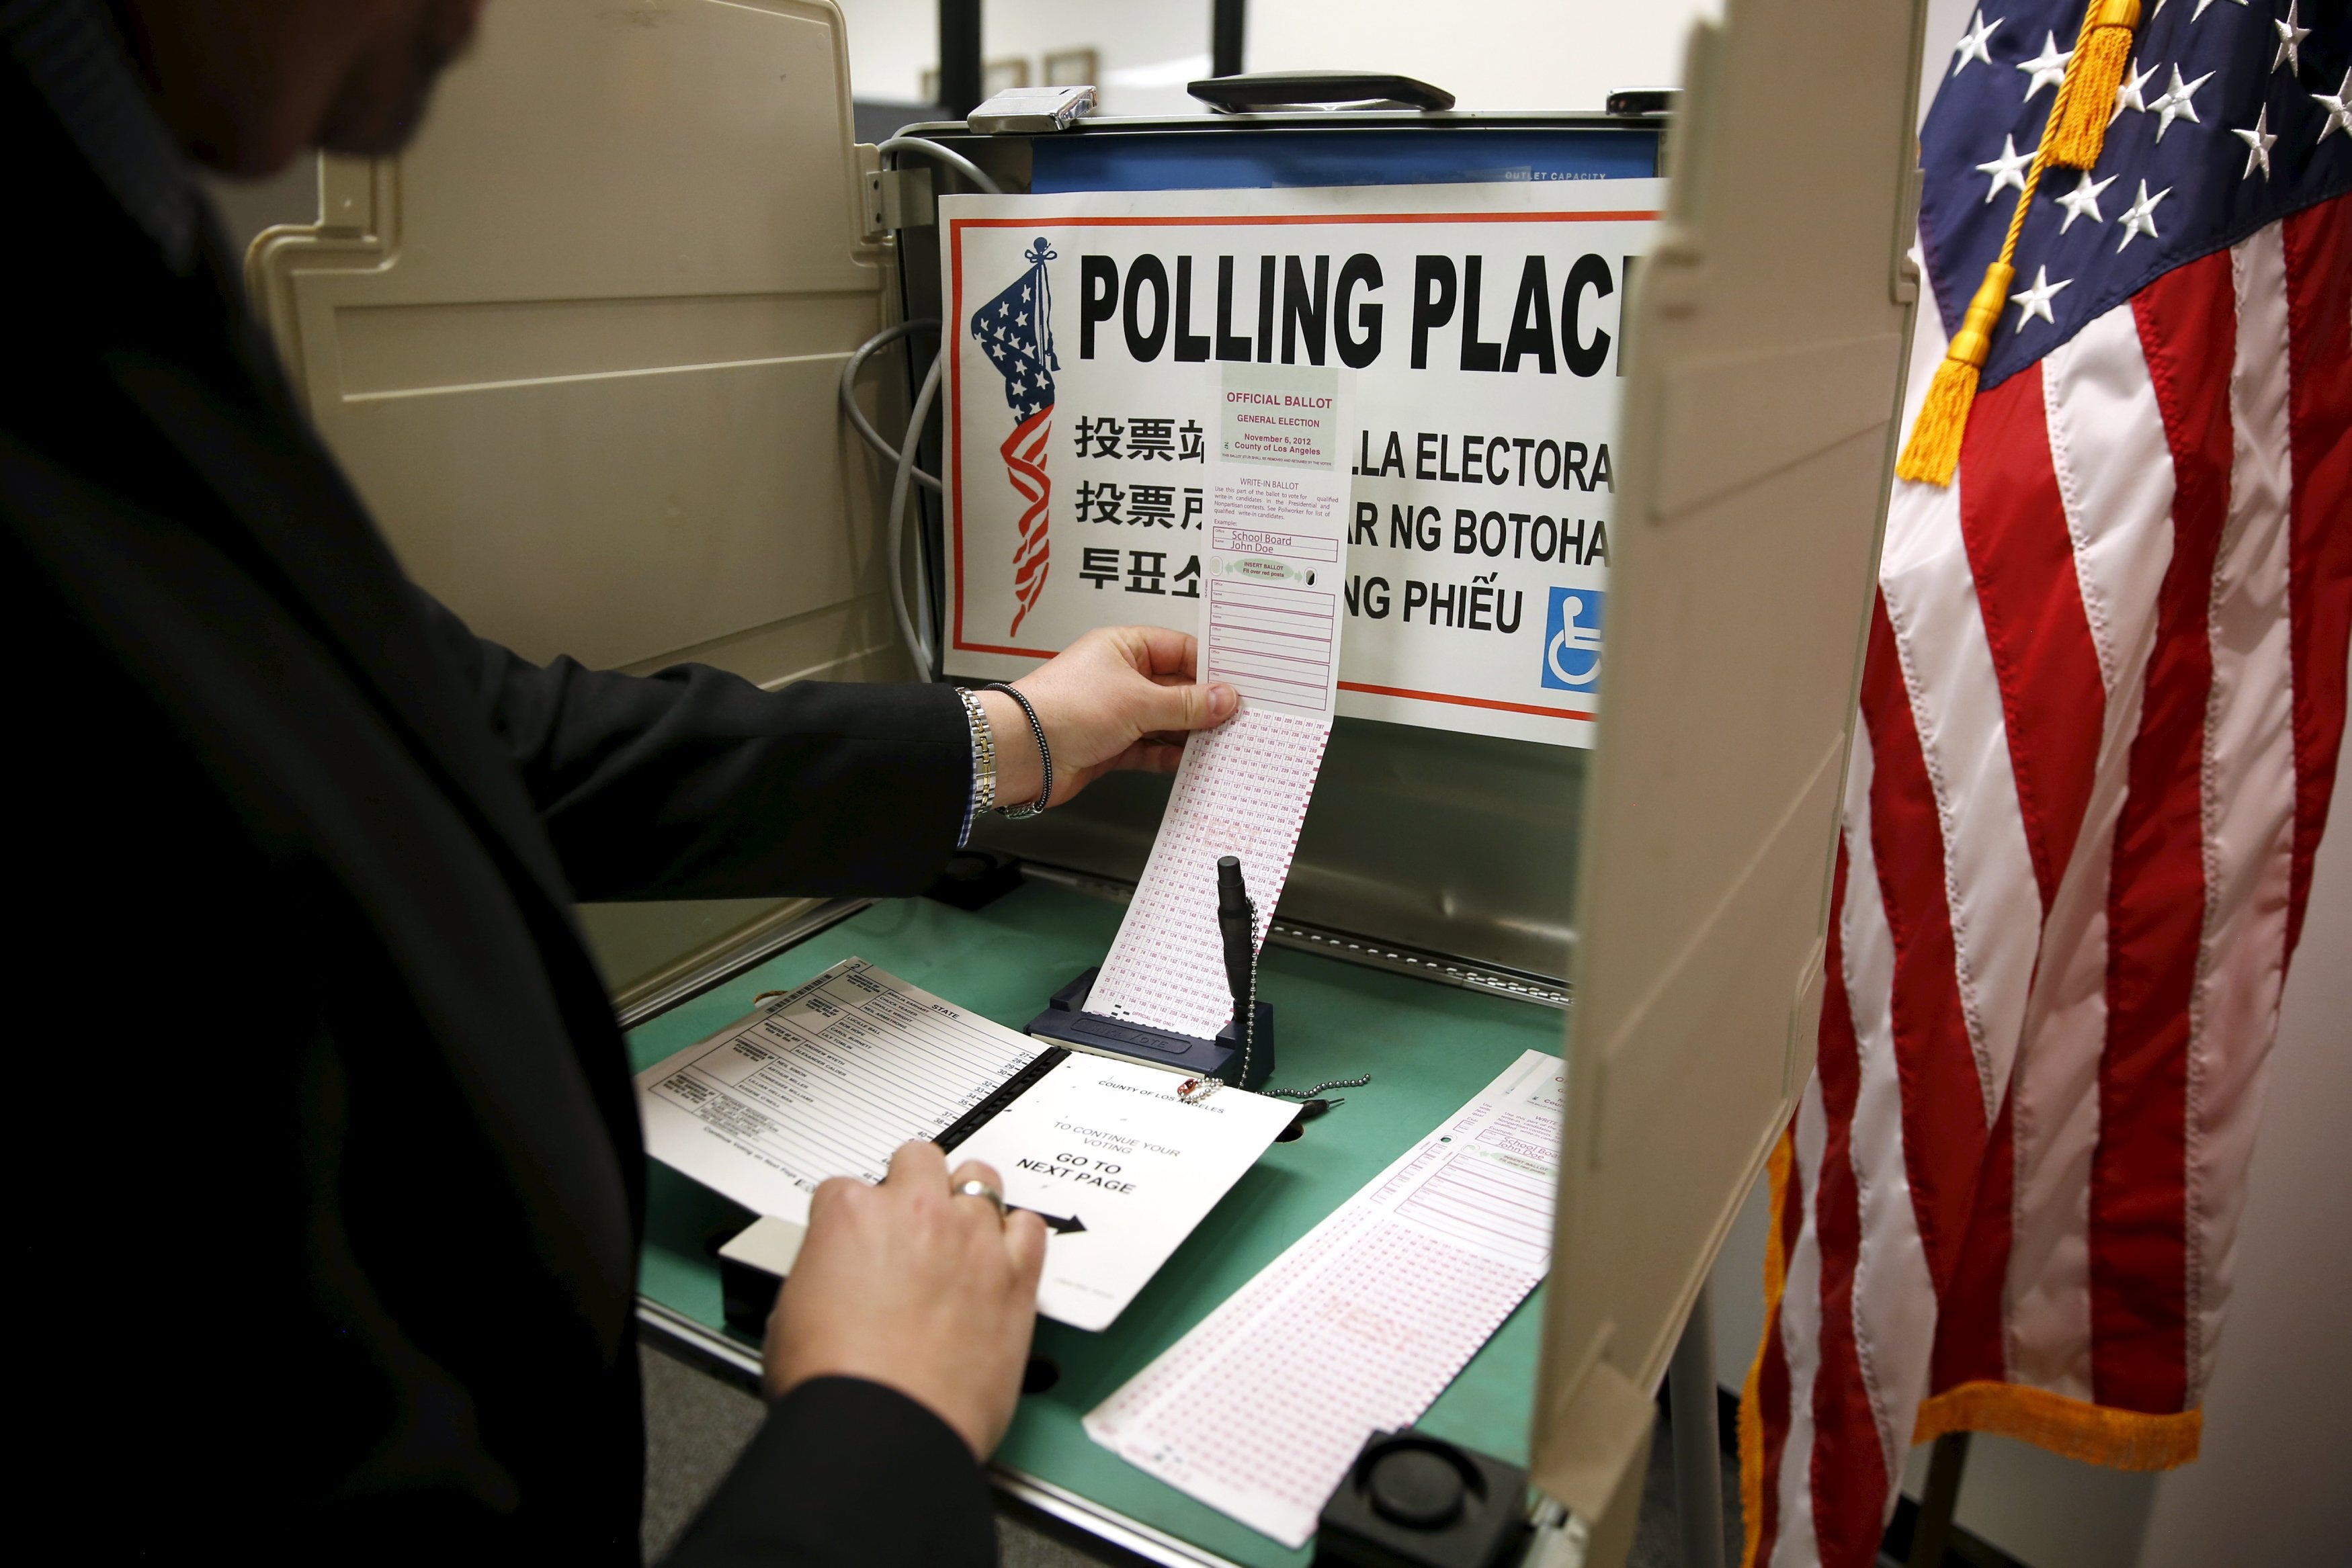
[1312,1428,1534,1568]
[1025,966,1277,1090]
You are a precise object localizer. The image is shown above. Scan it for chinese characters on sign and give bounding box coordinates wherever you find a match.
[1070,415,1206,462]
[1077,548,1203,598]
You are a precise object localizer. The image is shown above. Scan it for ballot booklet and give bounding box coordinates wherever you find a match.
[633,959,1296,1331]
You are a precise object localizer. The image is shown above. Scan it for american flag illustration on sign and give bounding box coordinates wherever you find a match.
[969,236,1060,636]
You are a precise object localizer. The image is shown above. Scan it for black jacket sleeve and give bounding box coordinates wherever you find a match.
[416,594,971,902]
[662,1377,997,1568]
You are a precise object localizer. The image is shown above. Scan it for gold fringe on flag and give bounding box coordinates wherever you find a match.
[1737,1125,1796,1568]
[2046,0,2141,169]
[1914,1380,2203,1471]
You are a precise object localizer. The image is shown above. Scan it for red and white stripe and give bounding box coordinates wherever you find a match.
[1003,407,1053,636]
[1746,193,2351,1568]
[2004,294,2175,1401]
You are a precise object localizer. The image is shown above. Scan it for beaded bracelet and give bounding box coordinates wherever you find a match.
[984,682,1052,819]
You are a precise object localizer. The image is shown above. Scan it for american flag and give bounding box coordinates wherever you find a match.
[970,236,1060,636]
[1743,4,2349,1565]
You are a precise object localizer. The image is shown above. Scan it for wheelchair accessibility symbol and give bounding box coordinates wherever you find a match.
[1541,586,1605,692]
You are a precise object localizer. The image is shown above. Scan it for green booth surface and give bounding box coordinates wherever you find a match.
[628,879,1565,1568]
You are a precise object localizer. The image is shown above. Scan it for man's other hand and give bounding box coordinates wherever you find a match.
[976,626,1238,809]
[764,1141,1046,1458]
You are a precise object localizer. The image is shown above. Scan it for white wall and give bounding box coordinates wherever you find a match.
[1245,0,1720,114]
[832,0,1726,118]
[832,0,1213,117]
[988,0,1213,118]
[2132,700,2352,1564]
[831,0,931,103]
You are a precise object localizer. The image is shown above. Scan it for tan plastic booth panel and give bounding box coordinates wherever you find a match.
[1531,0,1929,1547]
[249,0,901,688]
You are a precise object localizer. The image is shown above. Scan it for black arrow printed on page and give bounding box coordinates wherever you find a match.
[1015,1208,1087,1235]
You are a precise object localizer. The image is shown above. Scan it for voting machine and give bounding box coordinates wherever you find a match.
[246,1,1931,1562]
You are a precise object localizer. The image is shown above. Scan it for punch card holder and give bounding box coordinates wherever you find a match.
[1027,961,1277,1088]
[246,2,1932,1561]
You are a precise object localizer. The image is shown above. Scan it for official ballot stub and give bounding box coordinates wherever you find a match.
[633,959,1294,1331]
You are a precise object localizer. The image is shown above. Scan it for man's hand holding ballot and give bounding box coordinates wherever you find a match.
[978,625,1239,806]
[766,1141,1047,1461]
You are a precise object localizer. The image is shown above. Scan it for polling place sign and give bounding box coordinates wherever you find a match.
[940,181,1661,747]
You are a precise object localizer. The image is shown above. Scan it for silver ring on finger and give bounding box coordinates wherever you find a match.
[954,1178,1006,1218]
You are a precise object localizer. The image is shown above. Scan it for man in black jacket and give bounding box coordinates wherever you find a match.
[3,1,1238,1562]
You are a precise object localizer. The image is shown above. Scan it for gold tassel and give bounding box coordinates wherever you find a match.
[1900,5,2107,485]
[1896,262,2013,486]
[2046,0,2139,169]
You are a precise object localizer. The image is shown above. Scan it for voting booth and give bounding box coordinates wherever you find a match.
[248,1,1930,1562]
